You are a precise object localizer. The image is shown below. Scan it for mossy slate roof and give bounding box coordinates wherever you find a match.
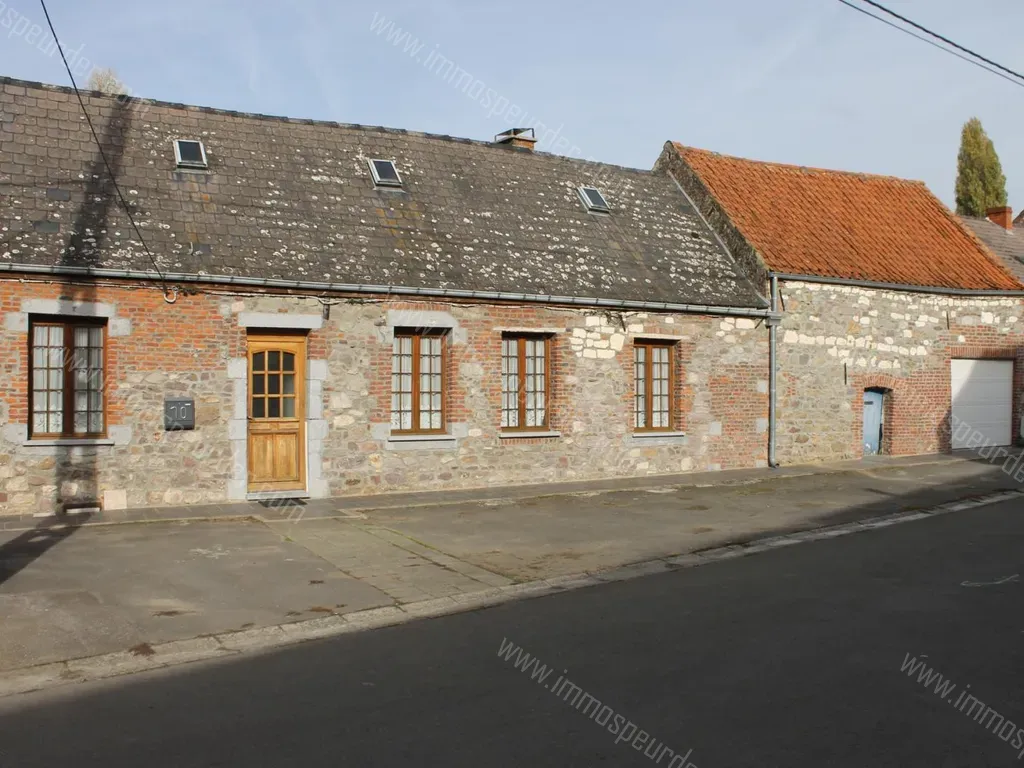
[0,78,766,309]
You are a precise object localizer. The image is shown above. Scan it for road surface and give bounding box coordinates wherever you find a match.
[1,498,1022,767]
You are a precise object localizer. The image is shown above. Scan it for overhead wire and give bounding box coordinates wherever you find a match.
[38,0,173,296]
[835,0,1024,90]
[857,0,1024,84]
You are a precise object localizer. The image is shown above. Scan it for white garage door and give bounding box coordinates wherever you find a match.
[950,359,1013,449]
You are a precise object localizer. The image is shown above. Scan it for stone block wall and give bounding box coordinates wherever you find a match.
[0,278,769,516]
[775,280,1024,463]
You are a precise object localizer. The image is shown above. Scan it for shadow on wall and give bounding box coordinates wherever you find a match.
[45,97,133,523]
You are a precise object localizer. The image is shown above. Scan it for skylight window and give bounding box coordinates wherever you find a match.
[173,139,208,169]
[369,159,402,187]
[579,186,610,213]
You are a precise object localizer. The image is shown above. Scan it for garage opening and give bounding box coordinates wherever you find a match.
[950,359,1013,450]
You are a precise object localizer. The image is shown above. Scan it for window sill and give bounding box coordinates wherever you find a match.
[499,430,561,439]
[387,432,454,442]
[384,432,459,451]
[631,431,687,439]
[22,438,115,447]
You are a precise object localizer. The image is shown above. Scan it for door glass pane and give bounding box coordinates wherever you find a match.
[253,352,265,371]
[252,398,265,418]
[283,398,295,418]
[268,374,281,395]
[283,374,295,394]
[283,352,295,372]
[268,351,280,371]
[268,397,281,418]
[252,374,265,395]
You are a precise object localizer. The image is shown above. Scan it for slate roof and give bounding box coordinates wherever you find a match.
[671,144,1023,291]
[0,78,767,310]
[958,216,1024,284]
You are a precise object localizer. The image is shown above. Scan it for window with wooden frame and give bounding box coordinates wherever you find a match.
[633,340,674,431]
[391,329,446,433]
[501,334,550,430]
[29,318,106,439]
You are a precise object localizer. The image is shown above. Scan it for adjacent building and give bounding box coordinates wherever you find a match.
[0,79,773,516]
[657,144,1024,464]
[958,206,1024,285]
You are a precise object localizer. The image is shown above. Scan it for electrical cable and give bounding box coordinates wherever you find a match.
[836,0,1024,90]
[858,0,1024,84]
[38,0,173,294]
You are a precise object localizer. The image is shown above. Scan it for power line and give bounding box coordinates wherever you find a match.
[836,0,1024,90]
[37,0,171,291]
[858,0,1024,85]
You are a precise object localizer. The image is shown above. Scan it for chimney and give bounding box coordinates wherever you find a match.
[494,127,536,150]
[986,206,1013,231]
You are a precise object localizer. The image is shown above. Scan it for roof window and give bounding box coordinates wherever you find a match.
[173,139,208,169]
[369,159,402,187]
[578,186,610,213]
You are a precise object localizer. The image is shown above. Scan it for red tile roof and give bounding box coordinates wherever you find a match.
[674,144,1022,290]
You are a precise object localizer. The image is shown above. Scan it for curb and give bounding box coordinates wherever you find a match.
[0,453,987,533]
[1,487,1020,699]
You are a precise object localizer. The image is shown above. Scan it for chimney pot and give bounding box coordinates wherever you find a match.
[987,206,1013,231]
[494,127,536,151]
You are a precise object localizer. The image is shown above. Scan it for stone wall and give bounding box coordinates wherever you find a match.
[775,280,1024,463]
[0,278,769,516]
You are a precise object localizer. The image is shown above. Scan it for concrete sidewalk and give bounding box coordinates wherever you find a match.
[0,451,1021,688]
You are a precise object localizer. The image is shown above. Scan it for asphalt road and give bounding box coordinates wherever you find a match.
[1,499,1023,767]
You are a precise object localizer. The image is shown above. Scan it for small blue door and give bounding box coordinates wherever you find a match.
[863,390,883,455]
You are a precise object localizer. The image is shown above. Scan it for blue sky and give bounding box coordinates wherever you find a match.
[2,0,1022,208]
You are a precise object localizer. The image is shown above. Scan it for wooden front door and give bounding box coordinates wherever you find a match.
[247,334,306,492]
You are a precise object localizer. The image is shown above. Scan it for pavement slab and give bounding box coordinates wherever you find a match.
[267,518,504,602]
[0,452,1020,680]
[0,519,390,670]
[358,458,1022,579]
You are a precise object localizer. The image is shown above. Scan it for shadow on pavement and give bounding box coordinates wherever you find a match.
[0,513,93,588]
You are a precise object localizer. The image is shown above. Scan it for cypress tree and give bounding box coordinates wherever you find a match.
[955,118,1008,217]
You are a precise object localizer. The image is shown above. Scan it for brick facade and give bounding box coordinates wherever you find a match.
[775,281,1024,463]
[0,278,769,516]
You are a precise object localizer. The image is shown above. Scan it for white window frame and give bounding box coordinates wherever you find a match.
[368,158,402,187]
[173,139,209,170]
[578,186,610,213]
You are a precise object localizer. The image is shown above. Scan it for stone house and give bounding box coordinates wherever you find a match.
[0,78,773,516]
[656,143,1024,464]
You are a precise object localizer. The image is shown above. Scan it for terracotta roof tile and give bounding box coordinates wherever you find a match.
[674,144,1023,291]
